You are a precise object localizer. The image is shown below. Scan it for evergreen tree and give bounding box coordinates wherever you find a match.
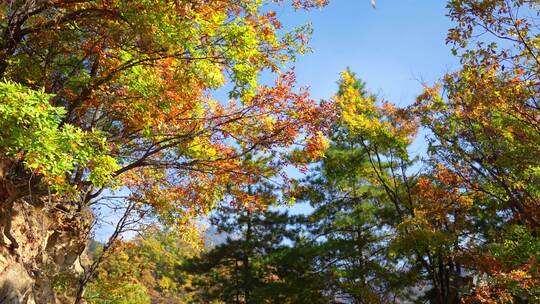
[297,71,412,303]
[183,203,329,304]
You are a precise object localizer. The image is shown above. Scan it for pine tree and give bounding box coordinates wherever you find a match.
[183,202,328,303]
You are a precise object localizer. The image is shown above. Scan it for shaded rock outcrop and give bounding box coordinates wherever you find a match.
[0,197,92,304]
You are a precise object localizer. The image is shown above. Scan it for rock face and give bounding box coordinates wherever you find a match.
[0,199,91,304]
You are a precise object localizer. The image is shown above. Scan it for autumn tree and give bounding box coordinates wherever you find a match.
[84,226,197,304]
[416,0,540,301]
[0,0,332,302]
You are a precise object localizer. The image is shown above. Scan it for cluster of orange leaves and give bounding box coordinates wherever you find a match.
[462,261,540,303]
[410,165,474,231]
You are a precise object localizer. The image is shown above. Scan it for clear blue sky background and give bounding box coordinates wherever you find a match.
[278,0,458,105]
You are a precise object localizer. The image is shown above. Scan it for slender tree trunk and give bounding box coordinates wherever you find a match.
[74,284,84,304]
[243,209,252,303]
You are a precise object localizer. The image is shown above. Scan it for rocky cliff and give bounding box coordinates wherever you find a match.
[0,158,91,303]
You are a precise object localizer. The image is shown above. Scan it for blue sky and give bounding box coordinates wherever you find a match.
[277,0,459,105]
